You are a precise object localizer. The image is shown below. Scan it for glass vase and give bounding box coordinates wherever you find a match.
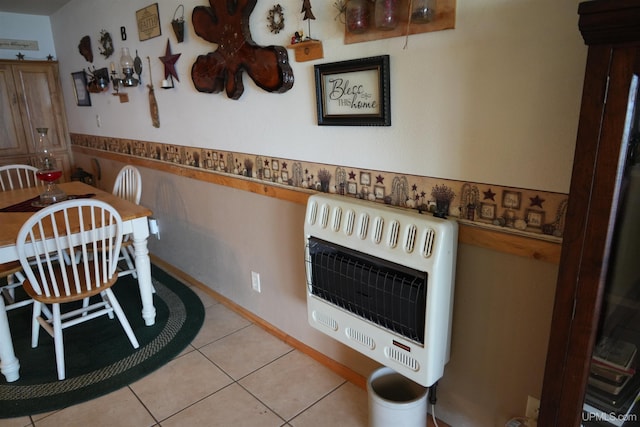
[34,127,66,205]
[375,0,399,31]
[411,0,436,24]
[346,0,370,34]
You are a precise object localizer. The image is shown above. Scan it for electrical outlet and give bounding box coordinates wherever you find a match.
[526,395,540,423]
[251,271,261,293]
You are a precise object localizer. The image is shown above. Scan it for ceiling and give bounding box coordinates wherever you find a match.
[0,0,73,16]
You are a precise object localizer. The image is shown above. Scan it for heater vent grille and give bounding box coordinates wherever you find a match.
[312,310,338,331]
[387,220,400,248]
[385,346,420,372]
[319,203,330,228]
[404,224,418,253]
[346,327,375,349]
[357,213,369,240]
[344,209,356,236]
[422,228,435,258]
[331,206,342,232]
[372,217,384,244]
[307,200,318,225]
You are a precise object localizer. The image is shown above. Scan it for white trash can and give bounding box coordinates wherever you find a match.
[367,367,428,427]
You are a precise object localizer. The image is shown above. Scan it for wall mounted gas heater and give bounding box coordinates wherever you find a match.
[305,194,458,387]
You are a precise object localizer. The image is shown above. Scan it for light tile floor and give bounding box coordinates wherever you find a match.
[0,284,445,427]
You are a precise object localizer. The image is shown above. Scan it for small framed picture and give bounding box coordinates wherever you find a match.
[281,170,289,182]
[480,203,496,220]
[271,160,279,171]
[502,191,522,209]
[347,182,358,195]
[360,172,371,186]
[314,55,391,126]
[526,210,545,228]
[263,168,271,179]
[374,185,385,199]
[136,3,161,41]
[71,71,91,106]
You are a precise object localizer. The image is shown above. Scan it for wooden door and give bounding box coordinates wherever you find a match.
[11,62,68,155]
[0,63,28,158]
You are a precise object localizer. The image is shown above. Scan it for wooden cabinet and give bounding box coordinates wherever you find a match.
[0,60,72,179]
[539,1,640,426]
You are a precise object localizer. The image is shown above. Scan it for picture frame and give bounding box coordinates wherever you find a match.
[314,55,391,126]
[502,190,522,209]
[71,71,91,107]
[526,209,545,228]
[360,172,371,186]
[347,182,358,195]
[480,203,496,220]
[136,3,161,41]
[374,185,385,200]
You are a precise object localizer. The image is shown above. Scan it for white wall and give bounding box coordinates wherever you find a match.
[0,12,56,60]
[51,0,586,194]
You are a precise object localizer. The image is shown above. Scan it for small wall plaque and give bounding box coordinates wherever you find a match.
[0,38,39,51]
[136,3,161,41]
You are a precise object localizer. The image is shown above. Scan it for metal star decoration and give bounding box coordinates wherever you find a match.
[159,39,181,81]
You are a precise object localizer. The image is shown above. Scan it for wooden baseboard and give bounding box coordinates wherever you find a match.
[150,254,368,390]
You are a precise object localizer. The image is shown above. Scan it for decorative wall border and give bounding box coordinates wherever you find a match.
[71,133,567,242]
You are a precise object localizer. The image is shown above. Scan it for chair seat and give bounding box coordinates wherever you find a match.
[0,261,23,277]
[22,263,117,304]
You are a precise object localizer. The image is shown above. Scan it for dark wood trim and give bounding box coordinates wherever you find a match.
[579,0,640,46]
[72,145,562,264]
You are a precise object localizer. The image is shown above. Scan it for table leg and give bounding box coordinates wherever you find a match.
[132,217,156,326]
[0,295,20,382]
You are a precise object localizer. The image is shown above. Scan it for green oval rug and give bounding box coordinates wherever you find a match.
[0,264,204,418]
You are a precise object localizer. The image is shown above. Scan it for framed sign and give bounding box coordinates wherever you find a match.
[71,71,91,106]
[314,55,391,126]
[136,3,161,41]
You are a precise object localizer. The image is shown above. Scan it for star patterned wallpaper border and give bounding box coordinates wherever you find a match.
[71,133,568,241]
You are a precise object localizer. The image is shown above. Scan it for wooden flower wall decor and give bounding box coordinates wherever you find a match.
[191,0,294,99]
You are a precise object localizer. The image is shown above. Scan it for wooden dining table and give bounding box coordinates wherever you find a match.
[0,181,156,382]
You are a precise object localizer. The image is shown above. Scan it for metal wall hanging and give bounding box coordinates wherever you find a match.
[171,4,185,42]
[191,0,294,100]
[159,39,181,86]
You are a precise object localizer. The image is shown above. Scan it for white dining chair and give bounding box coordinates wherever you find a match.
[16,198,140,380]
[112,165,142,278]
[0,164,42,192]
[0,164,42,310]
